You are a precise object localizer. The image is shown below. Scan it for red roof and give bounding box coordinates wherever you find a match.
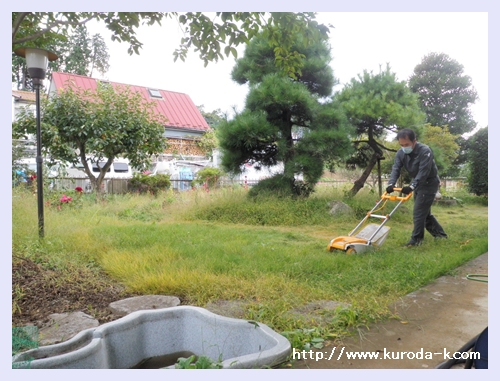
[50,72,210,133]
[12,89,37,102]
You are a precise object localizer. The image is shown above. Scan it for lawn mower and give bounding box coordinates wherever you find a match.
[327,188,412,254]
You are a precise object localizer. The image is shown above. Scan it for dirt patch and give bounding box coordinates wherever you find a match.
[12,257,136,328]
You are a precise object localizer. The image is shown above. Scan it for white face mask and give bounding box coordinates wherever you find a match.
[402,146,413,154]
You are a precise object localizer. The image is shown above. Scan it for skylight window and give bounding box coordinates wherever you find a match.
[99,80,111,88]
[148,88,163,99]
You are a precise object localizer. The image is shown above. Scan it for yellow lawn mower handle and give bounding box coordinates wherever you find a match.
[382,187,413,202]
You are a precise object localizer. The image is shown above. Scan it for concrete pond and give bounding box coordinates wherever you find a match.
[12,306,291,369]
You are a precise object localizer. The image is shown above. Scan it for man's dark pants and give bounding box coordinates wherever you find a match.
[410,177,448,244]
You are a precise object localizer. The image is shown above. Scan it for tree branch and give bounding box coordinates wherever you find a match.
[12,12,30,42]
[12,14,98,45]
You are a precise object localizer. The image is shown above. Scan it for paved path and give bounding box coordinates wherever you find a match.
[291,252,488,369]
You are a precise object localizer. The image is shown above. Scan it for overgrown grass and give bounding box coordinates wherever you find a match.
[12,185,488,349]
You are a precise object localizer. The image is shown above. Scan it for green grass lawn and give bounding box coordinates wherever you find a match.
[12,185,487,349]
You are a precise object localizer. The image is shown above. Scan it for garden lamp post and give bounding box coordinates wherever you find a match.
[14,47,58,238]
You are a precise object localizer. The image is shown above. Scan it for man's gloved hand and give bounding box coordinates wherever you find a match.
[385,185,394,193]
[401,186,414,195]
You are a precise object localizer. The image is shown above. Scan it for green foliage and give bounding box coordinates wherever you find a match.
[248,175,315,199]
[12,326,39,356]
[466,127,488,196]
[13,82,167,195]
[193,187,366,225]
[13,12,329,81]
[175,12,330,79]
[409,52,478,137]
[174,355,222,369]
[338,65,425,138]
[12,186,488,345]
[192,167,225,188]
[44,189,85,211]
[129,173,171,195]
[12,12,164,55]
[420,124,460,175]
[197,105,226,128]
[12,13,68,89]
[281,327,326,351]
[194,129,219,158]
[56,25,110,78]
[335,65,426,196]
[231,27,335,94]
[219,27,352,197]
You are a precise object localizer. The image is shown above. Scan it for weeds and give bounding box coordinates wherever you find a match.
[12,185,488,349]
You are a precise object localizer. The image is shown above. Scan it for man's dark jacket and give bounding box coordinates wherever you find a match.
[388,142,439,191]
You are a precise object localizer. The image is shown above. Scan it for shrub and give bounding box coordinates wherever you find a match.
[248,175,314,198]
[192,167,224,189]
[466,127,487,196]
[129,173,171,195]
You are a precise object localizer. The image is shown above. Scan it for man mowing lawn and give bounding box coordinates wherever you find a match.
[386,128,448,247]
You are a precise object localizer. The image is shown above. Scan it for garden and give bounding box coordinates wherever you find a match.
[12,183,487,350]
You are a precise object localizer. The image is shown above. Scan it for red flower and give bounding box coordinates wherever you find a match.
[60,194,73,203]
[75,187,83,193]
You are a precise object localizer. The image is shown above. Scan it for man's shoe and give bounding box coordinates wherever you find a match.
[434,235,448,240]
[403,241,421,248]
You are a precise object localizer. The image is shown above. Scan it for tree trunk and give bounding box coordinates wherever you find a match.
[282,117,296,193]
[348,153,380,197]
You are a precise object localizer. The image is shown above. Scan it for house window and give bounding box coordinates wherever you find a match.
[148,88,163,99]
[113,162,129,173]
[92,162,110,172]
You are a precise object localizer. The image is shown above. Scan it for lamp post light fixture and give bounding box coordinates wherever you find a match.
[14,47,58,238]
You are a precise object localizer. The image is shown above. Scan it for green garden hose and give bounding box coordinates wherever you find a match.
[466,274,488,283]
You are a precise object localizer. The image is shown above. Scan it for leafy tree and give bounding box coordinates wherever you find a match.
[197,105,226,128]
[13,24,110,90]
[13,82,167,195]
[192,106,226,159]
[12,13,67,90]
[192,167,225,189]
[336,65,426,197]
[60,25,110,77]
[420,124,460,176]
[379,125,459,184]
[218,30,352,197]
[60,25,93,76]
[408,52,478,137]
[12,12,330,80]
[129,173,171,195]
[466,127,488,196]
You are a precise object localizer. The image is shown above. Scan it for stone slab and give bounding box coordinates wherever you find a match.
[108,295,180,317]
[39,311,99,346]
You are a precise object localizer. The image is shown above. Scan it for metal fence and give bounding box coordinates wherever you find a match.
[47,176,468,195]
[49,177,197,194]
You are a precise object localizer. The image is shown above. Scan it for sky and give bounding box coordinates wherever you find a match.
[86,12,488,130]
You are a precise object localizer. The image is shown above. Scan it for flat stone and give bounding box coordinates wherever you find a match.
[108,295,180,317]
[205,300,248,319]
[39,311,99,346]
[328,201,353,216]
[434,199,458,206]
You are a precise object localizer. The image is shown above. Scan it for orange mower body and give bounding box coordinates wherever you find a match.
[327,188,412,254]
